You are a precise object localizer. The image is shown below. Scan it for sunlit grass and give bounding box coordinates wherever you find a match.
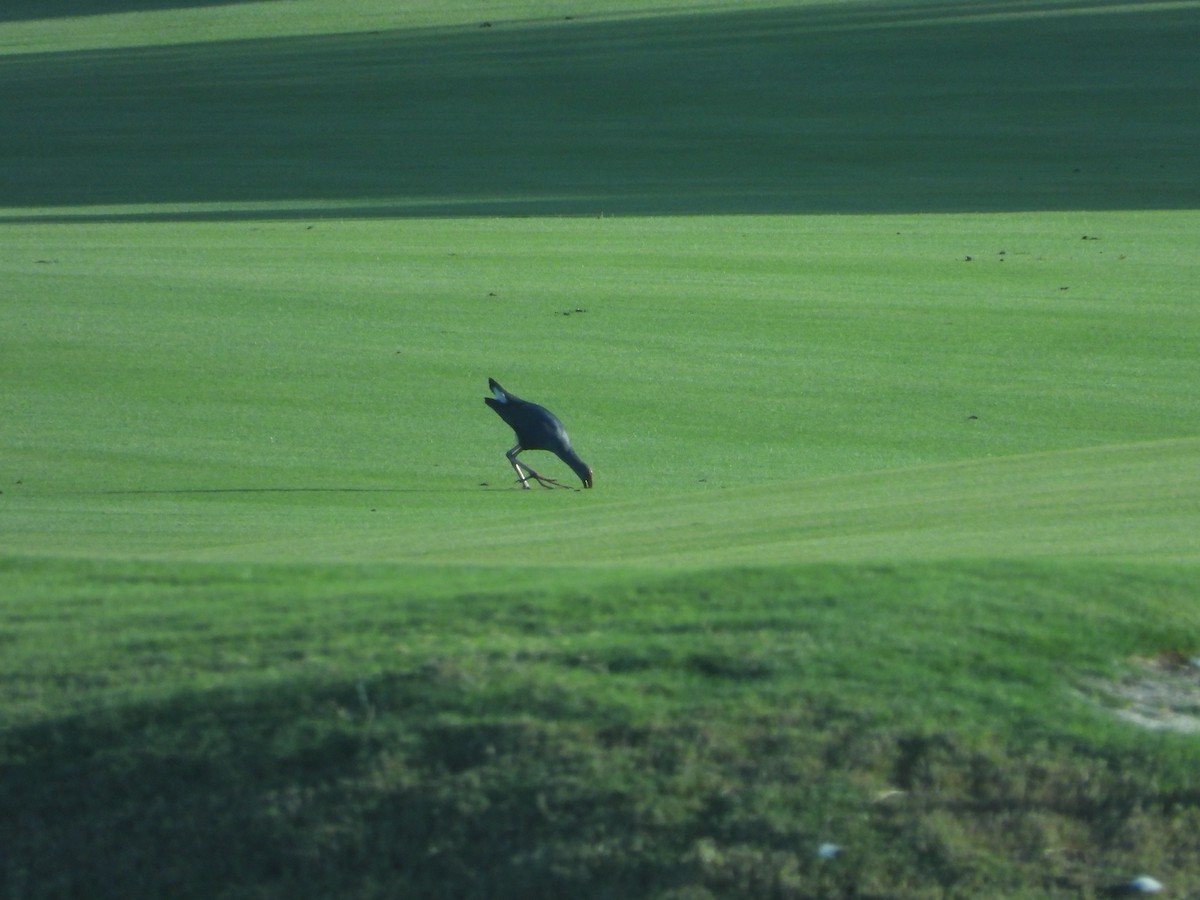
[0,0,858,54]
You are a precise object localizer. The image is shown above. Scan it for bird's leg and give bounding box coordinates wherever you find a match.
[506,445,532,489]
[507,446,572,490]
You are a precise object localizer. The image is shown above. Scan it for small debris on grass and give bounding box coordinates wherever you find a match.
[1104,875,1164,895]
[817,843,842,860]
[1128,875,1164,893]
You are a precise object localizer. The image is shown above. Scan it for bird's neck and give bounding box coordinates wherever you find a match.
[557,447,591,483]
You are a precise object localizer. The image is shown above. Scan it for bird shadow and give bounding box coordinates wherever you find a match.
[86,486,488,495]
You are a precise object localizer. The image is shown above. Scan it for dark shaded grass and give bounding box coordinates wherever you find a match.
[2,0,1198,219]
[3,560,1199,898]
[5,655,1199,898]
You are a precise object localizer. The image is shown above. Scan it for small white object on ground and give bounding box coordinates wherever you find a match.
[1126,875,1164,894]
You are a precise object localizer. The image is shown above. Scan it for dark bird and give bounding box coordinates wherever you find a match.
[484,378,593,489]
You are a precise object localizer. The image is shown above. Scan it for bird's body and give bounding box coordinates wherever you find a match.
[485,378,593,489]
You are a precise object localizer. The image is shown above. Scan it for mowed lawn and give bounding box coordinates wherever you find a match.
[2,0,1200,897]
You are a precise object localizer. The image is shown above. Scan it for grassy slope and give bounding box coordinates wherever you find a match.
[2,0,1200,897]
[4,558,1199,898]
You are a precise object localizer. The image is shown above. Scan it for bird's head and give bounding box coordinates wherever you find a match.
[582,468,593,489]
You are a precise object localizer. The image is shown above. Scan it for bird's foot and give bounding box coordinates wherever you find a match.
[532,474,572,489]
[520,467,574,490]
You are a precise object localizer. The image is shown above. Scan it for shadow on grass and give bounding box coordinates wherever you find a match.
[0,674,708,900]
[5,564,1200,898]
[1,0,1197,220]
[5,667,1199,899]
[84,487,488,494]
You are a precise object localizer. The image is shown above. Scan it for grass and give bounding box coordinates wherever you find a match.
[2,0,1200,896]
[4,559,1200,897]
[4,213,1197,565]
[3,0,1199,215]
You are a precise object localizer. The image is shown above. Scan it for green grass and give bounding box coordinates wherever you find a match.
[3,0,1199,215]
[2,0,1200,897]
[4,559,1200,897]
[4,213,1197,565]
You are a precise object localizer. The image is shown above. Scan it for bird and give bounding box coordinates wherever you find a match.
[484,377,593,489]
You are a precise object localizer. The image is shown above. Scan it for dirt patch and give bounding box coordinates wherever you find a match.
[1090,652,1200,734]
